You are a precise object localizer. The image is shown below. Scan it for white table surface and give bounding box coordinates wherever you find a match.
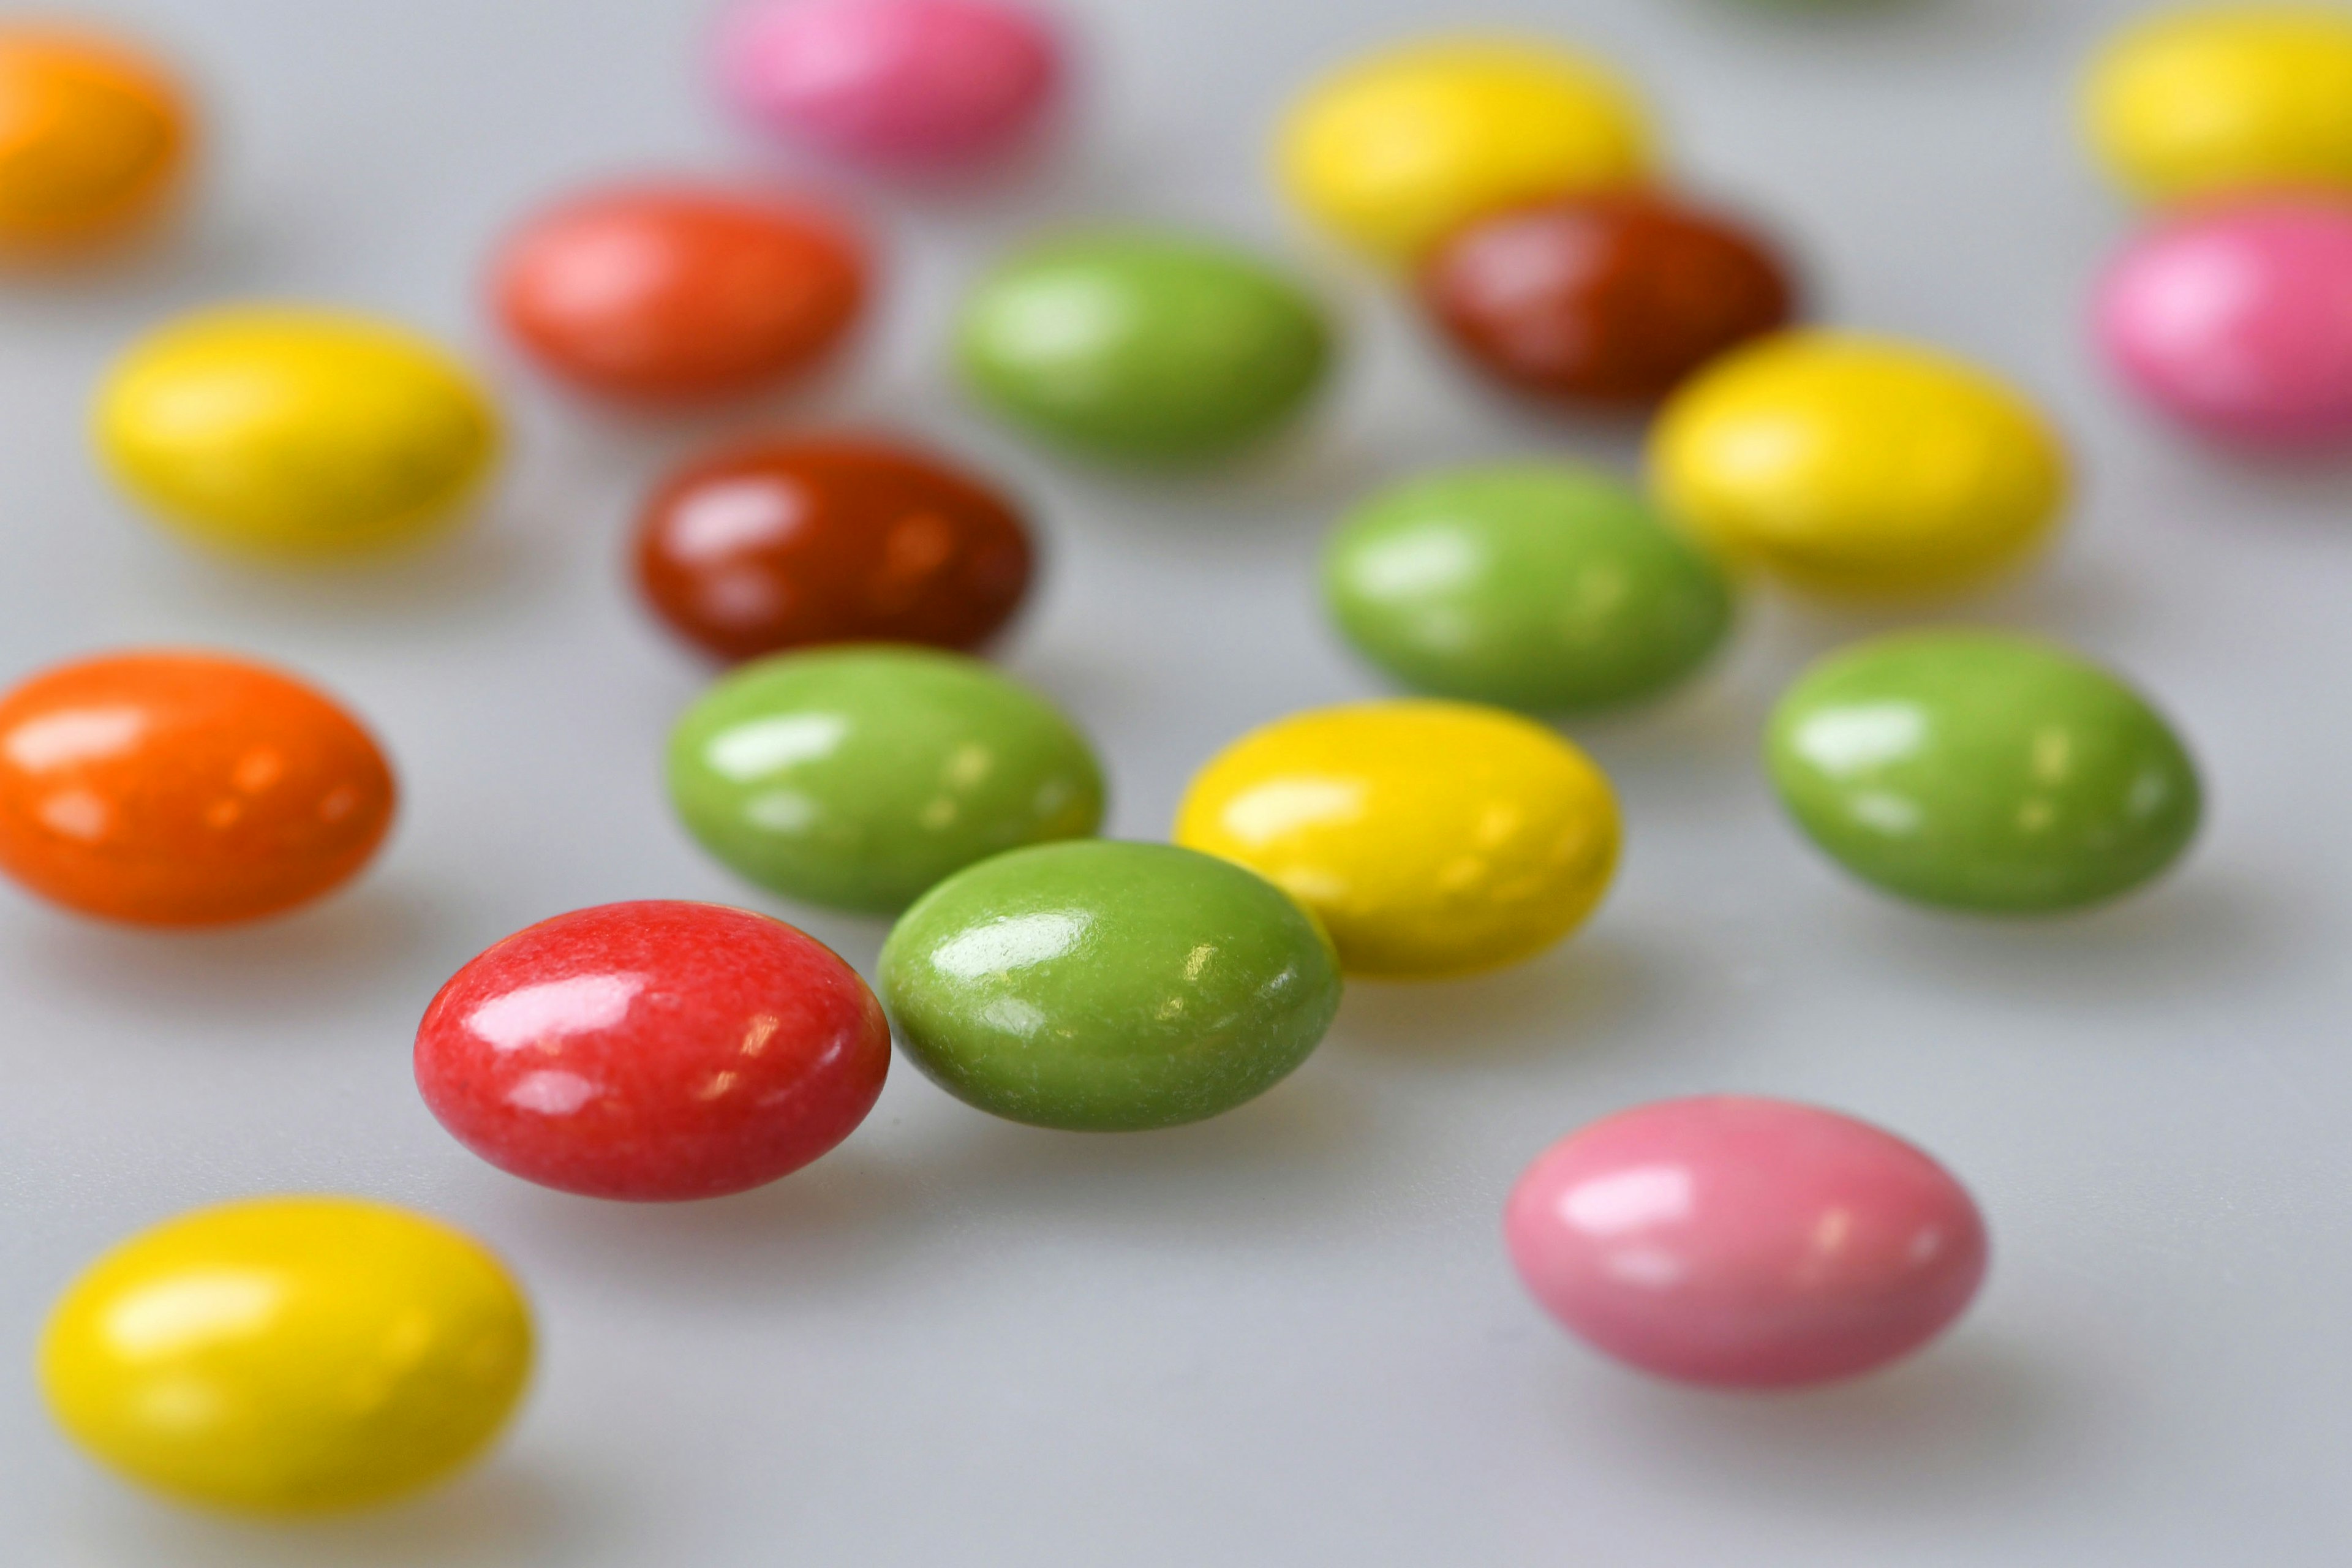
[5,0,2348,1562]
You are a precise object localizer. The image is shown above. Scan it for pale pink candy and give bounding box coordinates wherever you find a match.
[2096,198,2352,450]
[714,0,1061,174]
[1504,1095,1988,1389]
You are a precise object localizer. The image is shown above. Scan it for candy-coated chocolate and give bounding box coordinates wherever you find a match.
[1276,39,1653,263]
[668,645,1103,913]
[2096,197,2352,448]
[635,434,1033,662]
[0,650,395,925]
[1649,331,2068,597]
[957,231,1332,466]
[491,184,866,403]
[96,307,498,557]
[415,900,889,1200]
[2083,6,2352,205]
[1173,701,1619,979]
[880,840,1340,1130]
[714,0,1061,173]
[1506,1096,1988,1388]
[40,1197,531,1511]
[1324,464,1733,713]
[0,27,192,257]
[1421,193,1795,404]
[1768,630,2201,913]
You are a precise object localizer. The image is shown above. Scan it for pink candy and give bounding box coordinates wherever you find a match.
[713,0,1061,175]
[2097,198,2352,450]
[1504,1096,1988,1389]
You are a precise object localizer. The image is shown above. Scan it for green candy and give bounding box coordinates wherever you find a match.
[1323,463,1734,712]
[666,646,1105,914]
[956,230,1333,466]
[1766,631,2201,913]
[880,841,1342,1131]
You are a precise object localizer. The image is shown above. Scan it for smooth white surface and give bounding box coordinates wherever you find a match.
[4,1,2348,1562]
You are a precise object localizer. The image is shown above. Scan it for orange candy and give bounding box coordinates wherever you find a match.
[0,26,194,257]
[0,652,396,925]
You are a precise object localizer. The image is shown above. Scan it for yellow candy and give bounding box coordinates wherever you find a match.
[2083,6,2352,203]
[39,1196,533,1513]
[1275,38,1653,263]
[0,27,193,257]
[96,307,500,557]
[1173,700,1620,979]
[1648,330,2068,598]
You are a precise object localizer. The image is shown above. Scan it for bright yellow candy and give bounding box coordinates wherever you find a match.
[1275,38,1653,263]
[96,307,500,557]
[2083,6,2352,203]
[1174,700,1620,979]
[39,1196,533,1513]
[1649,331,2068,598]
[0,28,192,257]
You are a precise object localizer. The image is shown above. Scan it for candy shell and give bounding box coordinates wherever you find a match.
[0,26,193,257]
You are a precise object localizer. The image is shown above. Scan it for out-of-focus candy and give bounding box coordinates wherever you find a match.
[0,26,192,258]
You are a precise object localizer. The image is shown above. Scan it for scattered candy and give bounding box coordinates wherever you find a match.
[957,229,1333,465]
[714,0,1062,175]
[1174,700,1618,979]
[1322,462,1733,712]
[880,839,1341,1129]
[635,434,1033,663]
[1420,192,1795,405]
[96,307,498,557]
[0,650,394,925]
[1768,630,2202,913]
[40,1197,532,1510]
[2096,196,2352,449]
[1276,37,1652,263]
[0,26,192,258]
[1649,330,2068,597]
[668,644,1103,913]
[1505,1096,1988,1388]
[416,900,889,1200]
[2083,5,2352,205]
[491,183,866,403]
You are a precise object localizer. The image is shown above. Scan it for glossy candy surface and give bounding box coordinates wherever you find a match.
[668,645,1103,913]
[1506,1096,1988,1388]
[1276,39,1652,263]
[0,650,395,925]
[1324,463,1733,712]
[2084,6,2352,204]
[2096,197,2352,448]
[1174,701,1619,979]
[491,184,865,403]
[714,0,1061,173]
[96,307,498,557]
[635,434,1033,662]
[1421,192,1795,404]
[416,900,889,1200]
[1768,630,2202,913]
[958,230,1333,465]
[40,1197,532,1511]
[880,840,1341,1130]
[0,27,192,257]
[1651,331,2068,597]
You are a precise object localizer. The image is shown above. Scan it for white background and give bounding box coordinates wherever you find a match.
[4,0,2348,1562]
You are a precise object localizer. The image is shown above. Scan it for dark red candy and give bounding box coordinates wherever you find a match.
[1420,192,1796,405]
[633,435,1034,662]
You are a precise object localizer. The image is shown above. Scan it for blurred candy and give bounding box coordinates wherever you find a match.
[96,307,497,557]
[714,0,1061,174]
[0,26,192,257]
[2096,197,2352,448]
[635,434,1033,662]
[491,183,865,403]
[41,1197,531,1510]
[0,650,394,925]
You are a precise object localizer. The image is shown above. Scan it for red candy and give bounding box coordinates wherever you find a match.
[634,434,1033,662]
[414,900,889,1201]
[489,184,867,404]
[1421,192,1795,405]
